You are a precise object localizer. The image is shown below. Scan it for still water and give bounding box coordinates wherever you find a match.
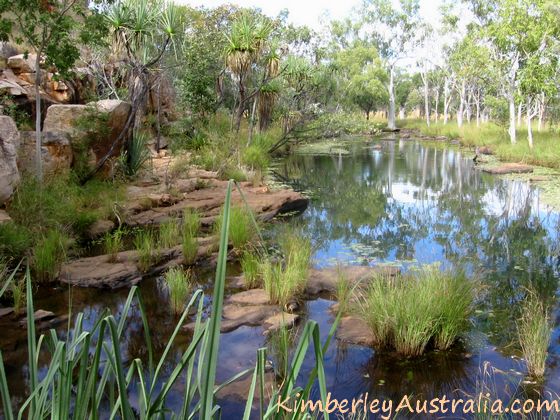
[2,137,560,417]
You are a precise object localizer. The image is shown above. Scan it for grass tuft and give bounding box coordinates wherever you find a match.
[356,264,474,357]
[214,205,256,250]
[32,230,69,283]
[134,230,159,272]
[164,267,193,315]
[241,251,261,289]
[103,229,123,262]
[517,296,552,378]
[158,219,181,249]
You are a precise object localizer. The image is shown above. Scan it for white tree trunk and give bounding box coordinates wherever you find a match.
[517,102,522,127]
[537,93,545,132]
[443,78,449,124]
[526,97,533,149]
[434,89,439,123]
[387,66,396,130]
[423,75,430,127]
[457,80,465,128]
[508,96,517,144]
[399,107,405,119]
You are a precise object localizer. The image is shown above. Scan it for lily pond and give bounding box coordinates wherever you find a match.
[3,136,560,417]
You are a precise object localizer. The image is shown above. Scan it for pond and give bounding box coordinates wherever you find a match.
[2,136,560,417]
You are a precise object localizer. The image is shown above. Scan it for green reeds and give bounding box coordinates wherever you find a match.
[158,219,181,249]
[214,205,256,250]
[357,265,474,357]
[517,296,552,378]
[165,267,193,315]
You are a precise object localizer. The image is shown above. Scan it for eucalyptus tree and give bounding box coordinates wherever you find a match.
[359,0,423,130]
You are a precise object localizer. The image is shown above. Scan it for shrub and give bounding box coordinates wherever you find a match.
[134,230,159,272]
[103,229,123,262]
[159,219,181,249]
[356,265,474,357]
[517,296,552,378]
[0,222,32,260]
[242,144,269,171]
[164,267,193,315]
[218,165,247,182]
[241,251,261,289]
[32,230,69,283]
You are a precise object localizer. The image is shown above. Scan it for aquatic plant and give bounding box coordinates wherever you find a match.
[158,219,181,249]
[103,229,123,262]
[124,131,150,177]
[182,208,201,237]
[262,231,312,307]
[0,182,339,419]
[32,230,69,283]
[517,296,552,378]
[214,205,256,249]
[241,251,261,289]
[357,265,474,357]
[182,232,198,265]
[134,230,159,272]
[165,267,193,315]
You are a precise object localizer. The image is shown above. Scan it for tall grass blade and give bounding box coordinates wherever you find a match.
[25,265,37,418]
[0,351,14,420]
[200,180,232,418]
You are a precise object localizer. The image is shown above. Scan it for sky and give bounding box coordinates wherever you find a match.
[177,0,446,30]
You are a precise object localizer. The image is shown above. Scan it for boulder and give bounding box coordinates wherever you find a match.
[0,116,20,204]
[7,54,36,74]
[43,100,131,174]
[17,131,73,175]
[481,163,533,175]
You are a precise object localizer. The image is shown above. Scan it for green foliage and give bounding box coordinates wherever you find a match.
[164,267,193,315]
[181,232,198,265]
[73,107,110,179]
[182,208,201,237]
[32,230,69,283]
[134,230,159,272]
[158,219,181,249]
[335,266,352,315]
[103,229,123,263]
[517,296,551,378]
[241,251,261,288]
[356,265,474,357]
[242,144,270,171]
[218,165,247,182]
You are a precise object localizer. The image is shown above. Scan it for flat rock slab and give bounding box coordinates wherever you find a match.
[306,265,399,296]
[482,163,533,175]
[60,257,142,289]
[217,371,276,402]
[20,309,55,326]
[125,176,308,228]
[227,289,270,305]
[336,315,374,347]
[0,307,14,318]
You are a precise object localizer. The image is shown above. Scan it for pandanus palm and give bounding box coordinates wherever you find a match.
[224,15,273,132]
[257,47,281,131]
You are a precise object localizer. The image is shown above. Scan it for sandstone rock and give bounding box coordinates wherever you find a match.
[227,289,270,305]
[305,265,399,296]
[17,131,73,175]
[20,309,55,326]
[0,307,14,318]
[43,100,131,174]
[7,54,36,74]
[336,315,374,347]
[0,209,12,224]
[0,116,20,204]
[60,258,142,289]
[86,219,115,239]
[263,312,299,334]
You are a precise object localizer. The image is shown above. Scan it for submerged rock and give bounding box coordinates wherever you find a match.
[481,163,533,175]
[336,315,375,347]
[59,257,142,289]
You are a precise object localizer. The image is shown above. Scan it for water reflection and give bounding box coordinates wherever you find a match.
[273,139,560,397]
